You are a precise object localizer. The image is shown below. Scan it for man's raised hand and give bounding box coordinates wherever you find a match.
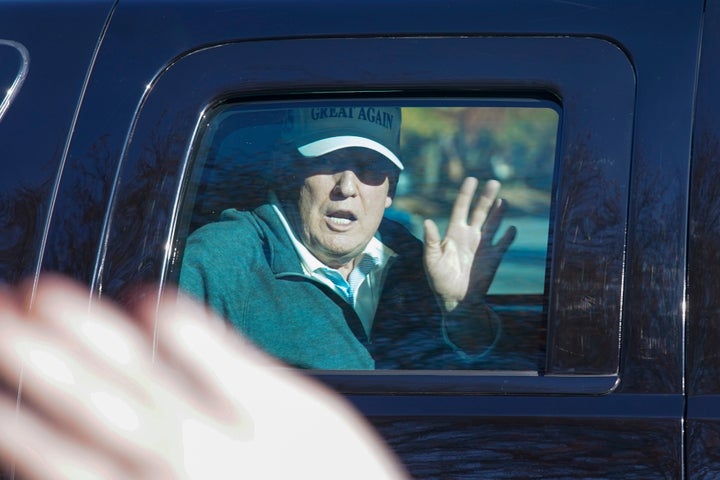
[423,177,516,313]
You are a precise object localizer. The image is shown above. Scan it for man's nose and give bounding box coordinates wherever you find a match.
[334,170,359,197]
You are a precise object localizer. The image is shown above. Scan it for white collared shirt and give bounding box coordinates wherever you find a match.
[269,193,396,338]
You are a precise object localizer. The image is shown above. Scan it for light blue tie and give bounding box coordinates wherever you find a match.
[347,254,377,303]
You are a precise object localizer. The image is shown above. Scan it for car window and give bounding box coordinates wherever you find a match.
[176,99,558,371]
[94,35,631,390]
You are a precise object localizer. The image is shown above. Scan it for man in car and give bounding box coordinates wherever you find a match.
[179,106,516,369]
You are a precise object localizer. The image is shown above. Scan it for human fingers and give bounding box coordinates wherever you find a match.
[422,218,443,261]
[469,179,501,229]
[19,277,189,454]
[495,225,518,255]
[480,198,517,251]
[0,315,165,460]
[2,279,408,479]
[132,288,262,420]
[25,276,155,385]
[146,288,375,424]
[0,282,192,476]
[0,392,129,480]
[478,196,506,244]
[144,289,409,479]
[448,176,479,226]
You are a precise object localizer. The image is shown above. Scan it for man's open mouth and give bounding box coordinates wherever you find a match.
[326,211,357,226]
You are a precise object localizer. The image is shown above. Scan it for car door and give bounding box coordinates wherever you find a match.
[43,1,701,477]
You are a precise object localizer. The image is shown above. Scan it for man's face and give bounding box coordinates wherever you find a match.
[289,148,394,269]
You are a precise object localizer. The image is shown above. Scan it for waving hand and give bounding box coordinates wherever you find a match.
[423,177,516,313]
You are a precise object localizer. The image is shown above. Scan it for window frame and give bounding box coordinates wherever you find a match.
[98,35,635,394]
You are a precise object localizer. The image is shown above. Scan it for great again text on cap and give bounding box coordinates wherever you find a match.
[310,107,395,130]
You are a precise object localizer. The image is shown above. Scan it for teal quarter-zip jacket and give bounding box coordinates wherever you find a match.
[179,204,460,369]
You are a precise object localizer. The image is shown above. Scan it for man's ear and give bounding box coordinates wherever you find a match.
[387,171,400,198]
[385,196,393,209]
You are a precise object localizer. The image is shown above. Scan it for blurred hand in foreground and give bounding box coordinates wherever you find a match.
[0,276,408,480]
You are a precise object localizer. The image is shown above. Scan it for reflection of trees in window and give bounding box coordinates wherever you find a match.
[187,142,273,233]
[0,138,116,286]
[0,135,123,288]
[372,416,678,479]
[688,131,720,393]
[43,135,115,285]
[98,121,186,300]
[186,108,286,233]
[399,107,556,218]
[621,143,688,389]
[549,135,624,374]
[0,178,52,283]
[0,118,198,295]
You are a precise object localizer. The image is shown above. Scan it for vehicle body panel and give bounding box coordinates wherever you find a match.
[0,0,714,477]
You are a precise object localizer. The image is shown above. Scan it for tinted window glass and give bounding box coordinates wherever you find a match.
[398,105,556,295]
[176,99,558,371]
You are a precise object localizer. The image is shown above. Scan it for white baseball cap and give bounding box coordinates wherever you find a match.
[282,106,404,170]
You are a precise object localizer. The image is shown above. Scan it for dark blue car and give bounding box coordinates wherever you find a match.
[2,0,720,477]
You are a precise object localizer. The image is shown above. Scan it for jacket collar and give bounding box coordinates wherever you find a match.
[253,204,306,276]
[253,202,413,276]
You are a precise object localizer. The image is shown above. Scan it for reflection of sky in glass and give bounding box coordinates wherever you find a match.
[394,106,557,295]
